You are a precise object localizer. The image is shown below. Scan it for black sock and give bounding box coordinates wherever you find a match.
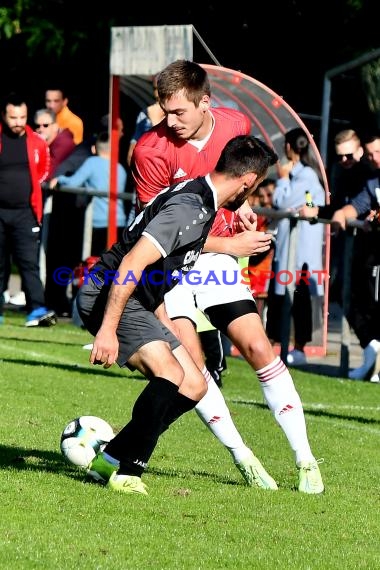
[105,377,178,477]
[161,391,199,434]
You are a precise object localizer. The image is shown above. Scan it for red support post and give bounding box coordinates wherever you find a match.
[107,74,120,248]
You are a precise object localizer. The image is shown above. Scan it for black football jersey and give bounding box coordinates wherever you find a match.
[96,176,217,310]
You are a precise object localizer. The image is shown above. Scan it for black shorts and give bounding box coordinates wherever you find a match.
[76,276,180,369]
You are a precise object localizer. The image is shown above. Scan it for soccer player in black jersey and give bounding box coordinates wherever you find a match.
[76,135,276,495]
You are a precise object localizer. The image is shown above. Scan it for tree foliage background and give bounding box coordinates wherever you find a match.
[1,0,379,139]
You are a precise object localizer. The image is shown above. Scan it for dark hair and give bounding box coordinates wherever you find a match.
[215,135,278,179]
[285,127,324,184]
[1,92,28,114]
[96,131,109,144]
[157,60,210,106]
[257,177,276,189]
[361,130,380,146]
[45,86,68,99]
[285,128,310,157]
[95,131,110,154]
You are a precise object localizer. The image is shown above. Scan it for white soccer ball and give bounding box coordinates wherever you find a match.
[60,415,115,469]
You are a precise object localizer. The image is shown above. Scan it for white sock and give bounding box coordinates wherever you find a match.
[256,357,315,465]
[195,366,252,463]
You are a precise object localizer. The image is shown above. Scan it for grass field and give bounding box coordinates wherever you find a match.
[0,311,379,569]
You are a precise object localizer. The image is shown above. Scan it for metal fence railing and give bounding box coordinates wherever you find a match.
[253,206,370,376]
[40,185,365,375]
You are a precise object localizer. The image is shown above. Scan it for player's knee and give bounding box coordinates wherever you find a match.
[238,334,274,363]
[181,372,207,401]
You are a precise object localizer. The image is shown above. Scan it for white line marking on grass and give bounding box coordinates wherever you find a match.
[1,341,86,367]
[231,398,380,412]
[306,402,380,412]
[231,399,380,435]
[312,418,380,435]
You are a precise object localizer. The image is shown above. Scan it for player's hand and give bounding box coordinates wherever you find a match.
[227,230,272,257]
[234,209,258,233]
[90,328,119,368]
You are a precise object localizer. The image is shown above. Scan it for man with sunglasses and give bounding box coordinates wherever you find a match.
[324,130,371,312]
[301,130,370,303]
[302,130,379,381]
[34,108,75,176]
[34,108,78,318]
[330,131,380,381]
[330,130,369,210]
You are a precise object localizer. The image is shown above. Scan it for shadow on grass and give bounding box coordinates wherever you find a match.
[0,356,146,381]
[0,444,239,487]
[232,399,380,425]
[0,444,84,481]
[289,363,343,377]
[146,465,240,486]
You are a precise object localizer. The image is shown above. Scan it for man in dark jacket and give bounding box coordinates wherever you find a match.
[0,92,56,327]
[331,131,380,381]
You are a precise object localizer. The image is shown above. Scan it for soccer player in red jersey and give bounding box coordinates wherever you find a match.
[131,60,324,494]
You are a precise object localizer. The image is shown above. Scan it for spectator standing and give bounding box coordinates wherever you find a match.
[329,129,368,208]
[132,61,324,494]
[327,129,371,306]
[47,132,99,320]
[266,127,326,366]
[49,116,124,272]
[0,92,56,327]
[34,108,76,176]
[4,108,76,308]
[53,134,94,178]
[331,131,380,381]
[50,132,127,256]
[45,88,83,145]
[35,109,77,317]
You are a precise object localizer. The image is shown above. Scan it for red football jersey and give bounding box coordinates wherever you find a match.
[132,107,251,237]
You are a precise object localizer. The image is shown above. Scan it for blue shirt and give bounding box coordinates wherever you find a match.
[272,161,326,296]
[57,156,127,228]
[351,171,380,216]
[130,109,152,144]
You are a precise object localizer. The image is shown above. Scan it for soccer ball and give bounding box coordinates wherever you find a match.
[60,415,115,469]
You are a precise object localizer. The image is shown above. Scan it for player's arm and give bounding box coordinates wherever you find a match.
[204,232,272,257]
[331,204,359,230]
[91,236,161,368]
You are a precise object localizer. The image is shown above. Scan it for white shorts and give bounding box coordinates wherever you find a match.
[165,253,254,321]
